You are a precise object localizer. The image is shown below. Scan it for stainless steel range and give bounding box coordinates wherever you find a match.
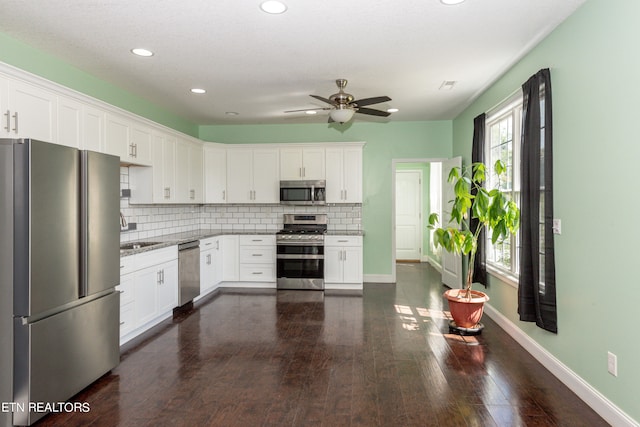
[276,214,327,290]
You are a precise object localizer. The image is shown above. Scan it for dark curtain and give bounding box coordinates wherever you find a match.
[470,113,487,287]
[518,68,557,333]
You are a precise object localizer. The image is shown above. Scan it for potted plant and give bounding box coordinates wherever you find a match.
[428,160,520,331]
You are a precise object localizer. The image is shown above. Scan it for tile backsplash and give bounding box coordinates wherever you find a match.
[120,167,361,242]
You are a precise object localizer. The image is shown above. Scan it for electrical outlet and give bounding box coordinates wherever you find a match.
[607,351,618,377]
[552,219,561,235]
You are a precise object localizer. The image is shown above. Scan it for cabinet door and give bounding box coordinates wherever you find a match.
[174,140,191,203]
[342,147,362,203]
[302,147,325,180]
[188,142,203,203]
[7,79,57,142]
[212,237,224,286]
[117,274,136,338]
[204,146,227,203]
[324,246,343,283]
[280,148,303,180]
[104,113,130,160]
[83,105,105,153]
[252,149,279,203]
[134,267,159,326]
[156,260,178,314]
[57,96,82,148]
[130,122,152,165]
[341,247,363,283]
[221,235,239,281]
[226,149,253,203]
[200,249,215,294]
[325,148,344,203]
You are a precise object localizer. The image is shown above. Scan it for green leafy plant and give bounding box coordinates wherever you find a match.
[428,160,520,297]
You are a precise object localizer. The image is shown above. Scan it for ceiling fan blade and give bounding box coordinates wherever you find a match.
[284,107,331,113]
[310,94,338,106]
[356,107,391,117]
[352,96,391,107]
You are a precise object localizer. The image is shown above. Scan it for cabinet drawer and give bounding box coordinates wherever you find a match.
[239,265,275,282]
[119,302,135,336]
[239,235,275,246]
[116,280,135,305]
[240,247,274,264]
[325,235,362,246]
[200,236,218,248]
[119,255,137,275]
[134,245,178,269]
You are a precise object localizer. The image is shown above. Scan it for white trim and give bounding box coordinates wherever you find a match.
[325,283,363,290]
[363,274,394,283]
[484,304,639,427]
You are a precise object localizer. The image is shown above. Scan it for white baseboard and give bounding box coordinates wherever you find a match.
[363,274,394,283]
[484,304,639,427]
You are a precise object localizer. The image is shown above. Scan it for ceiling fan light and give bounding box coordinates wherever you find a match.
[329,107,355,124]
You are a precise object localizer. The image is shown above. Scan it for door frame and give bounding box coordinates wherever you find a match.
[391,158,451,283]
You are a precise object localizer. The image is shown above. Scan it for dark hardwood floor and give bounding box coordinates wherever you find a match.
[37,263,608,426]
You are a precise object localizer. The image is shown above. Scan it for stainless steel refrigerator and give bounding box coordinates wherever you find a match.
[0,139,121,426]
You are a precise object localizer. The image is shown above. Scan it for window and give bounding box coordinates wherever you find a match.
[485,95,522,278]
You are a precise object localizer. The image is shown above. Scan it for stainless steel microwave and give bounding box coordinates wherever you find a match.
[280,180,326,205]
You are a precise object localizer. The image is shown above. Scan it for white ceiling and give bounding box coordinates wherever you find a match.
[0,0,585,125]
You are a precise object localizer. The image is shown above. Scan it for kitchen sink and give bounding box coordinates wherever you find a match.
[120,241,163,251]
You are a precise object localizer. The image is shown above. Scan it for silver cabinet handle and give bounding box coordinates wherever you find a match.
[216,240,220,250]
[299,167,302,177]
[207,254,212,265]
[343,250,347,261]
[338,240,348,242]
[303,167,306,177]
[190,189,195,200]
[157,270,162,284]
[205,242,212,246]
[4,110,9,132]
[164,187,170,199]
[222,190,226,201]
[251,239,263,242]
[120,321,125,326]
[11,111,18,134]
[133,143,138,158]
[252,253,263,257]
[252,272,263,275]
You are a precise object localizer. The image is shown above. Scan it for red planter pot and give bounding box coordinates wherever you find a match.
[443,289,489,329]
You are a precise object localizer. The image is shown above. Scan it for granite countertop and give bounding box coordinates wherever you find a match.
[120,229,363,257]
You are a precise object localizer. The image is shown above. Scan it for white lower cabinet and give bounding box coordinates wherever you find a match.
[200,236,223,296]
[238,235,276,282]
[117,246,178,345]
[324,235,363,288]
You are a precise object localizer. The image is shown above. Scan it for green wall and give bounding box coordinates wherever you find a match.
[0,32,198,137]
[200,122,452,276]
[452,0,640,421]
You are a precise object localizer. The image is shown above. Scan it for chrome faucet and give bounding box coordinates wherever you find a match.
[120,212,127,229]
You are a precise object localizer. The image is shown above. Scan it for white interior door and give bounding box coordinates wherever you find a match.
[395,170,422,261]
[440,157,463,288]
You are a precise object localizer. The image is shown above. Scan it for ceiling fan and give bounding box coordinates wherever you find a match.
[285,79,392,123]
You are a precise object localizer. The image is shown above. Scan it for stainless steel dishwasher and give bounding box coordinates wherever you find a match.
[178,240,200,306]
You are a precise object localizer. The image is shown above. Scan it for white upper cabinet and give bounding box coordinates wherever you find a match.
[1,77,57,142]
[203,145,227,203]
[57,96,82,148]
[82,105,105,153]
[226,148,279,204]
[279,147,325,180]
[105,113,152,165]
[325,145,363,203]
[174,138,203,203]
[152,132,177,203]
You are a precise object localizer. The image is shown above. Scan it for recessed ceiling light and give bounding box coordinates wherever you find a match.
[131,48,154,57]
[260,1,287,14]
[225,112,239,116]
[305,111,317,115]
[387,108,399,113]
[441,0,465,4]
[190,88,206,94]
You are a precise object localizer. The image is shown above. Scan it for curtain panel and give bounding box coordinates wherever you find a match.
[471,113,487,287]
[518,68,558,333]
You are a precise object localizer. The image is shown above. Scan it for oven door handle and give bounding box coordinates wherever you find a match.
[276,241,324,246]
[277,254,324,260]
